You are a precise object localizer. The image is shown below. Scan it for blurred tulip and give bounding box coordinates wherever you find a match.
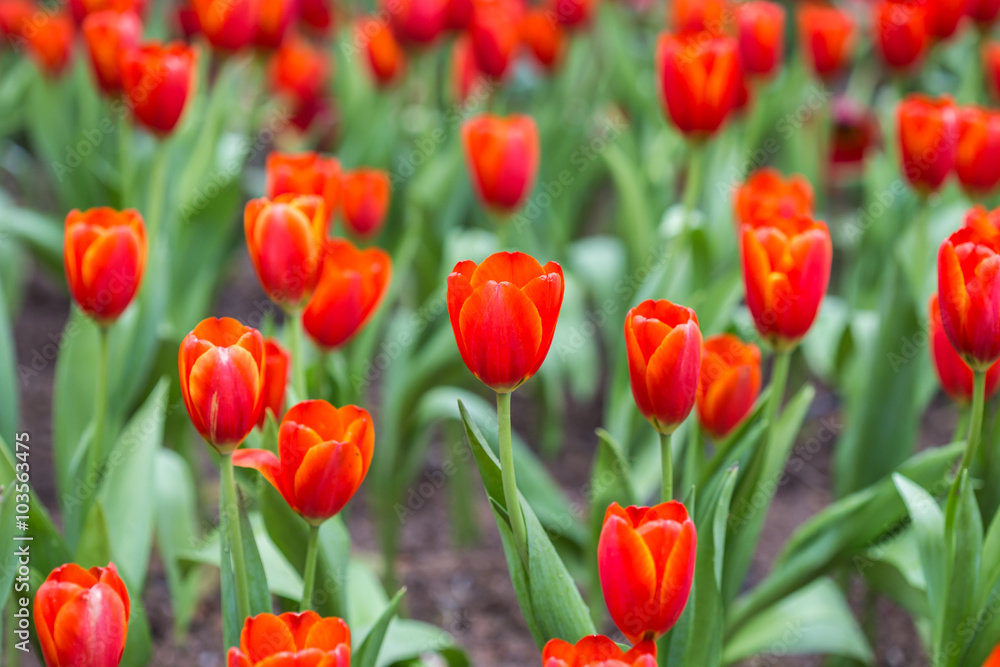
[359,17,405,86]
[798,3,856,80]
[179,317,266,453]
[447,251,564,393]
[341,168,391,238]
[656,32,741,139]
[258,338,290,427]
[192,0,257,50]
[35,563,130,667]
[175,2,200,38]
[300,0,334,33]
[462,114,540,214]
[270,34,330,102]
[965,204,1000,238]
[671,0,729,34]
[543,636,657,667]
[227,612,351,667]
[445,0,474,29]
[741,215,832,349]
[289,94,337,135]
[82,10,142,95]
[244,194,328,308]
[387,0,448,45]
[550,0,596,27]
[830,96,879,174]
[235,400,373,523]
[0,0,32,39]
[469,0,521,78]
[738,1,785,78]
[452,35,484,104]
[254,0,297,47]
[698,334,762,439]
[873,0,929,71]
[929,294,1000,403]
[521,9,564,71]
[64,207,147,323]
[68,0,144,23]
[623,299,701,434]
[937,224,1000,370]
[121,41,197,134]
[24,10,74,76]
[924,0,968,39]
[598,502,697,644]
[897,94,958,194]
[266,151,341,223]
[735,168,814,227]
[957,106,1000,197]
[303,239,392,349]
[968,0,1000,27]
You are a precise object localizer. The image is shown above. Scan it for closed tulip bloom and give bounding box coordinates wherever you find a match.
[446,0,474,29]
[698,334,762,439]
[35,563,130,667]
[64,207,147,323]
[969,0,1000,27]
[925,0,968,39]
[741,215,832,349]
[270,34,330,102]
[121,42,197,134]
[989,43,1000,103]
[469,1,521,78]
[798,4,856,80]
[179,317,266,452]
[550,0,596,27]
[624,300,702,434]
[266,151,341,223]
[598,502,697,644]
[387,0,448,45]
[938,225,1000,370]
[192,0,257,50]
[873,0,929,71]
[543,636,657,667]
[227,612,351,667]
[447,252,564,393]
[657,32,741,139]
[462,114,539,214]
[303,239,392,349]
[254,0,296,48]
[176,3,201,39]
[360,17,405,86]
[82,11,141,95]
[341,168,391,238]
[452,35,484,104]
[25,10,75,76]
[0,0,32,39]
[830,96,879,174]
[68,0,144,23]
[300,0,334,33]
[258,338,290,427]
[929,294,1000,403]
[897,94,958,194]
[671,0,729,34]
[735,168,814,227]
[738,2,785,78]
[521,9,564,71]
[957,106,1000,197]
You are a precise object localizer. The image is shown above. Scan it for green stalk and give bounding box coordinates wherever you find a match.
[660,431,673,502]
[765,351,792,447]
[300,524,321,611]
[288,312,308,400]
[146,140,169,243]
[497,391,528,564]
[119,113,132,207]
[681,142,705,233]
[88,327,109,477]
[958,371,987,474]
[220,455,251,622]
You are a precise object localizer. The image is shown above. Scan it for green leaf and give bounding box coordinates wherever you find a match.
[119,600,152,667]
[0,194,64,275]
[154,448,203,636]
[354,588,405,667]
[940,471,982,666]
[347,558,390,630]
[218,504,276,649]
[0,288,18,440]
[74,501,112,568]
[0,470,18,611]
[374,619,470,667]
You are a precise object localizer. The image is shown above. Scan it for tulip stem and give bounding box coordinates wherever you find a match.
[300,524,321,611]
[147,140,169,244]
[220,455,251,623]
[497,391,528,564]
[765,351,792,444]
[289,313,308,400]
[660,431,673,502]
[959,371,987,474]
[681,143,704,233]
[88,326,109,479]
[119,114,132,207]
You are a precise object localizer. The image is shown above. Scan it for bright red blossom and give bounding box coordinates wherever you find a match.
[121,41,197,134]
[542,636,657,667]
[340,168,391,238]
[897,94,958,193]
[671,0,729,34]
[270,34,330,102]
[82,11,142,95]
[24,10,75,76]
[227,612,351,667]
[738,1,785,78]
[462,114,540,214]
[697,334,762,439]
[873,0,929,71]
[924,0,968,39]
[968,0,1000,27]
[929,294,1000,404]
[68,0,144,23]
[657,32,742,139]
[956,106,1000,197]
[254,0,296,47]
[387,0,448,45]
[521,9,564,71]
[798,3,856,80]
[192,0,257,50]
[266,152,341,223]
[468,0,522,78]
[360,17,405,86]
[735,168,814,227]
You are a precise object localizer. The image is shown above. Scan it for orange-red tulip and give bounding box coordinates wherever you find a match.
[0,0,32,39]
[989,42,1000,103]
[446,0,474,29]
[969,0,1000,27]
[360,17,405,86]
[340,168,391,238]
[798,3,856,80]
[461,114,540,214]
[447,251,564,393]
[387,0,448,45]
[549,0,596,27]
[303,239,392,349]
[227,612,351,667]
[738,1,785,78]
[300,0,334,33]
[624,299,702,434]
[957,106,1000,197]
[598,502,696,645]
[235,400,373,523]
[873,0,929,72]
[82,10,142,95]
[657,32,741,139]
[244,194,328,308]
[698,334,762,439]
[543,636,657,667]
[925,0,968,39]
[452,35,485,104]
[35,563,130,667]
[671,0,729,34]
[254,0,296,47]
[270,34,330,102]
[741,215,832,349]
[121,41,197,134]
[64,207,147,323]
[266,151,341,223]
[24,10,75,76]
[930,294,1000,404]
[521,9,564,71]
[897,94,958,194]
[192,0,257,50]
[468,0,521,78]
[735,168,814,227]
[179,317,266,453]
[258,338,290,427]
[68,0,144,23]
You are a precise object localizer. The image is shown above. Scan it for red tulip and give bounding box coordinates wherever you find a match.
[741,215,832,349]
[386,0,448,45]
[446,0,474,29]
[929,294,1000,403]
[447,251,564,393]
[873,0,929,72]
[897,94,958,194]
[521,8,564,71]
[258,338,290,427]
[192,0,257,50]
[235,400,373,523]
[303,239,392,349]
[300,0,334,33]
[340,168,391,238]
[957,106,1000,197]
[0,0,32,40]
[830,96,879,175]
[35,563,130,667]
[968,0,1000,27]
[671,0,729,34]
[270,34,331,102]
[735,168,814,227]
[68,0,145,23]
[82,10,142,95]
[657,32,742,139]
[175,3,200,38]
[598,502,697,644]
[738,1,785,79]
[468,0,521,78]
[360,17,406,86]
[698,334,762,439]
[227,612,350,667]
[924,0,968,39]
[64,207,147,323]
[121,41,197,134]
[452,35,484,104]
[798,3,856,80]
[461,114,540,214]
[255,0,296,47]
[624,299,702,434]
[179,317,266,453]
[988,42,1000,103]
[24,10,75,76]
[543,636,657,667]
[266,151,341,223]
[549,0,596,27]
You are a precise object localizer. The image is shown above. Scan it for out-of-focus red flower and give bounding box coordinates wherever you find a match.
[924,0,968,39]
[452,35,484,104]
[598,502,697,644]
[447,252,564,393]
[386,0,448,45]
[445,0,474,29]
[798,3,856,80]
[175,2,200,38]
[988,42,1000,103]
[235,400,373,523]
[340,168,391,238]
[290,95,338,135]
[121,41,197,134]
[741,215,832,349]
[226,612,350,667]
[35,563,130,667]
[462,114,540,214]
[258,338,289,426]
[24,10,75,76]
[270,34,330,102]
[968,0,1000,28]
[255,0,297,47]
[897,94,958,194]
[671,0,729,34]
[738,1,785,79]
[543,636,657,667]
[266,151,341,223]
[929,294,1000,404]
[957,105,1000,197]
[300,0,334,33]
[82,10,141,95]
[873,0,929,71]
[68,0,145,23]
[179,317,266,453]
[192,0,257,50]
[468,0,522,78]
[657,32,741,139]
[303,239,392,349]
[697,334,761,439]
[0,0,33,39]
[521,9,564,71]
[359,17,405,86]
[735,168,814,227]
[830,96,879,173]
[549,0,596,27]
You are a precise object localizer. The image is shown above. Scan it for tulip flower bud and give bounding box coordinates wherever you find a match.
[446,0,474,29]
[227,611,351,667]
[192,0,258,50]
[64,207,147,324]
[300,0,334,33]
[82,10,142,95]
[671,0,729,34]
[520,9,564,72]
[266,151,341,222]
[873,0,929,72]
[469,0,521,78]
[549,0,596,27]
[988,42,1000,103]
[121,41,197,135]
[956,106,1000,198]
[925,0,968,39]
[269,34,331,103]
[738,1,785,79]
[68,0,145,23]
[657,32,741,139]
[897,94,958,194]
[24,10,75,77]
[340,168,391,238]
[387,0,448,45]
[543,636,657,667]
[830,97,879,176]
[35,563,130,667]
[929,294,1000,404]
[0,1,32,40]
[452,35,484,105]
[461,114,540,215]
[969,0,1000,28]
[258,338,290,427]
[359,17,406,86]
[735,168,814,228]
[698,334,762,439]
[798,4,856,80]
[598,502,696,644]
[254,0,296,48]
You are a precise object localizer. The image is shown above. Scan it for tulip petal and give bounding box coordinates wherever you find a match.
[233,448,290,504]
[278,611,321,650]
[598,513,657,644]
[644,323,701,431]
[241,613,297,662]
[521,264,564,371]
[293,441,365,521]
[447,264,478,374]
[228,647,254,667]
[471,251,545,288]
[52,583,128,667]
[188,344,262,445]
[654,519,697,630]
[303,617,351,651]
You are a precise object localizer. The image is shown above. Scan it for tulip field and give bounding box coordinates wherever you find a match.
[7,0,1000,665]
